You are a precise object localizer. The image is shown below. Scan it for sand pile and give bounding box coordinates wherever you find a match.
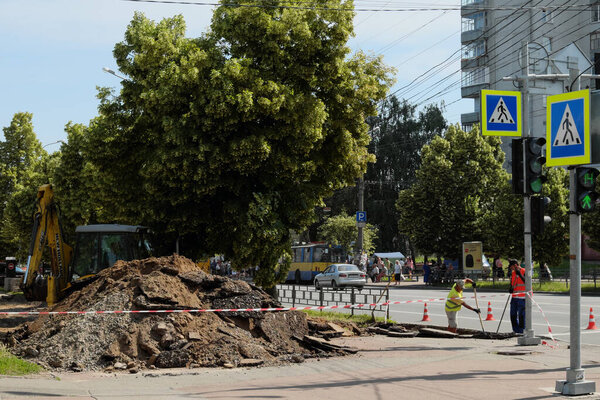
[9,255,310,371]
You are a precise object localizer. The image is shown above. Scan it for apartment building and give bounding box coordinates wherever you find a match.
[460,0,600,164]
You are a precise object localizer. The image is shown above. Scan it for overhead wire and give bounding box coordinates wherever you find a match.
[386,0,540,105]
[122,0,598,13]
[409,0,579,107]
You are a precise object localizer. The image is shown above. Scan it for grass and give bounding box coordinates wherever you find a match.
[302,310,394,325]
[0,346,43,375]
[470,279,600,293]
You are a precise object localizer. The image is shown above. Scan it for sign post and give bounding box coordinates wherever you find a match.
[551,77,595,396]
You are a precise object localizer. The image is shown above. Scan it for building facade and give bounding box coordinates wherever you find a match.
[460,0,600,165]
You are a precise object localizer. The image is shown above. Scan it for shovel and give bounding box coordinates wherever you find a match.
[496,293,511,334]
[473,286,485,333]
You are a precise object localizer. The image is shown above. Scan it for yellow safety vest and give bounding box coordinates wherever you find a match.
[445,284,463,312]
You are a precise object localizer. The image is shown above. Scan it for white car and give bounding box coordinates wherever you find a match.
[314,264,367,290]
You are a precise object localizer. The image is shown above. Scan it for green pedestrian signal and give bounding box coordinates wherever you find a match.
[576,167,599,214]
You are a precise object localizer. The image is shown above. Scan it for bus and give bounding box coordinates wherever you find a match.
[287,243,347,283]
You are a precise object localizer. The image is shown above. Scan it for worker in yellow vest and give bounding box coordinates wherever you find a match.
[445,278,480,333]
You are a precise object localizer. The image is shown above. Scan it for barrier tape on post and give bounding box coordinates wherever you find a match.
[0,292,524,316]
[526,291,558,349]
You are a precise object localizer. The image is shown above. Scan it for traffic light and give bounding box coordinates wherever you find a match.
[576,167,599,213]
[531,196,551,235]
[511,138,524,194]
[524,137,547,195]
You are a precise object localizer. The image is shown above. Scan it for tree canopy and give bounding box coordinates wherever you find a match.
[81,7,393,286]
[397,125,508,261]
[317,212,377,255]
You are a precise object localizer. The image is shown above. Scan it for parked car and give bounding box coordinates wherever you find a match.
[15,264,27,276]
[481,254,491,278]
[314,264,366,290]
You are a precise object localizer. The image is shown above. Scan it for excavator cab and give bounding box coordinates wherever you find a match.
[70,225,152,281]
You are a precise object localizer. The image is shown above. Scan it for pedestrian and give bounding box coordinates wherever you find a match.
[406,257,414,280]
[423,260,431,284]
[371,263,379,283]
[508,259,526,334]
[394,260,404,285]
[540,262,553,282]
[494,257,504,278]
[445,278,480,333]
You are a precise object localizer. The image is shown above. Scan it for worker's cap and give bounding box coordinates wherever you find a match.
[455,279,466,288]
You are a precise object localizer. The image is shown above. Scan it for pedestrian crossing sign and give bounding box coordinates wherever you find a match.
[546,89,590,167]
[481,89,521,136]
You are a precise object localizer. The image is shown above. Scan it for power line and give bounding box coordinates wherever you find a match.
[123,0,596,13]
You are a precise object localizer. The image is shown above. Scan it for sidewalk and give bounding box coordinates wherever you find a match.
[0,334,597,399]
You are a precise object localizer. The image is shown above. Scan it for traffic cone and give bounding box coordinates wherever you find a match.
[485,301,496,321]
[586,307,597,330]
[421,303,431,321]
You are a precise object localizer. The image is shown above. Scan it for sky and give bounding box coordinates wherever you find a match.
[0,0,468,150]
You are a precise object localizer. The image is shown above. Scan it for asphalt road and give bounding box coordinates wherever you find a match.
[280,285,600,346]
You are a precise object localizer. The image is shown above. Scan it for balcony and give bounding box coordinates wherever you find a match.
[461,67,489,98]
[462,28,485,44]
[461,111,480,126]
[461,0,487,17]
[461,12,486,43]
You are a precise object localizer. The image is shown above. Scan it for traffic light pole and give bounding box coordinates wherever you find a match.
[555,70,596,395]
[517,42,540,346]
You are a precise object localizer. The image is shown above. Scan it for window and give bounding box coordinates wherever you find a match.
[462,0,483,5]
[313,247,328,263]
[593,3,600,22]
[461,12,485,33]
[462,40,486,60]
[592,32,600,50]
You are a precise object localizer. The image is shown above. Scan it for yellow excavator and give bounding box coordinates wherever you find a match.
[21,184,152,305]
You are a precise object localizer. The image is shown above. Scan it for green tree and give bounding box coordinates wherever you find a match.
[531,167,569,266]
[396,125,507,262]
[364,98,446,253]
[85,8,393,287]
[323,98,446,252]
[0,113,53,258]
[317,212,378,255]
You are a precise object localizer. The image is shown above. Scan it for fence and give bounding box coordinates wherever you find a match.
[276,284,390,319]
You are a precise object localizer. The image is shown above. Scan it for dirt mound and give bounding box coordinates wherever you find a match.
[8,255,311,371]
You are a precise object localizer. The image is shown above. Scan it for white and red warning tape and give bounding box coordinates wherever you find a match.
[0,291,524,316]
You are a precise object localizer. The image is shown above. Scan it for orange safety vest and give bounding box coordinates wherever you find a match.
[511,267,526,298]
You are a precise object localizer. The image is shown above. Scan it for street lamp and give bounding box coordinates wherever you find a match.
[43,140,65,149]
[102,67,127,81]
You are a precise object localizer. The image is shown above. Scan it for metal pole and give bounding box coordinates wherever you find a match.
[556,69,595,395]
[357,177,364,257]
[518,41,540,346]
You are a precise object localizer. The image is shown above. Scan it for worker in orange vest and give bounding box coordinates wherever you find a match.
[508,259,526,334]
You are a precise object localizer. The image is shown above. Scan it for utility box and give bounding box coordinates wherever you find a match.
[5,257,16,278]
[462,242,483,273]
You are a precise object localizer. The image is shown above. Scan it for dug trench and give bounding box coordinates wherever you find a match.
[0,255,515,373]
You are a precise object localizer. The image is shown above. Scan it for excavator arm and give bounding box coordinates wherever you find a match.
[21,184,73,304]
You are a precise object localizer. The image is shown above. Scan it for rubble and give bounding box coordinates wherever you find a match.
[4,255,328,371]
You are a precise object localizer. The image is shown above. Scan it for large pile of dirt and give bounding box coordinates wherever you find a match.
[9,255,311,372]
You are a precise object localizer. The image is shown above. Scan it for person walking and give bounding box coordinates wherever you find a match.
[393,260,404,286]
[423,260,431,284]
[445,278,480,333]
[508,259,526,334]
